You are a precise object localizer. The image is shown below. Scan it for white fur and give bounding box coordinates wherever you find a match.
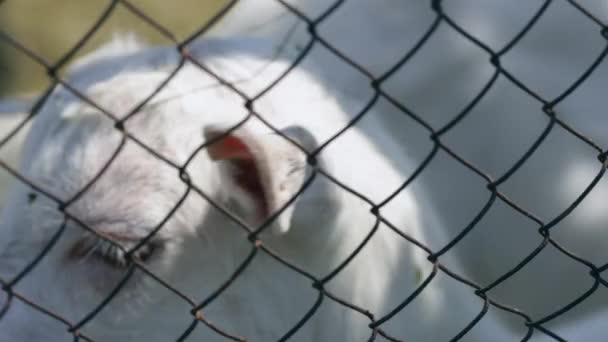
[531,310,608,342]
[0,37,525,341]
[0,100,32,209]
[213,0,608,330]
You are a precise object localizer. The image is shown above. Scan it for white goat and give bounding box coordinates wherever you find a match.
[214,0,608,327]
[0,37,525,341]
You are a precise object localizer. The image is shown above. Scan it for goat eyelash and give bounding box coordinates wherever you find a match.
[96,240,156,267]
[69,235,158,268]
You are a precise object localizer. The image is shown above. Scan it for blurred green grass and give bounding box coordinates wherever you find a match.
[0,0,229,97]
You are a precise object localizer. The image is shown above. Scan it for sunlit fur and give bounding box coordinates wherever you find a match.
[215,0,608,329]
[0,36,520,341]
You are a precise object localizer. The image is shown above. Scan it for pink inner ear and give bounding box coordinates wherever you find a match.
[207,133,269,218]
[207,135,251,160]
[232,158,268,217]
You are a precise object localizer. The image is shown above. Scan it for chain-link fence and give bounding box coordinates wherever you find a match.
[0,0,607,341]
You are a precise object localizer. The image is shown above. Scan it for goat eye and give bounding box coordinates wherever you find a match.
[68,236,159,268]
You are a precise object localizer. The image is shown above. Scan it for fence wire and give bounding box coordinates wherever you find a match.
[0,0,607,341]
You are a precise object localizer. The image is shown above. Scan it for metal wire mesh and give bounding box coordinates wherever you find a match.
[0,0,607,341]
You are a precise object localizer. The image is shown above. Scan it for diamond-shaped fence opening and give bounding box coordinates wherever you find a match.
[0,0,607,341]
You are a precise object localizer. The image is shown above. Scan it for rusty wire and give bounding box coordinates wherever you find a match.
[0,0,607,341]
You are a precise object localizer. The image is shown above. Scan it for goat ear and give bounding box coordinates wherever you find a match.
[204,125,316,235]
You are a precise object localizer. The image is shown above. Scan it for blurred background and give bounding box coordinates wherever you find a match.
[0,0,230,97]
